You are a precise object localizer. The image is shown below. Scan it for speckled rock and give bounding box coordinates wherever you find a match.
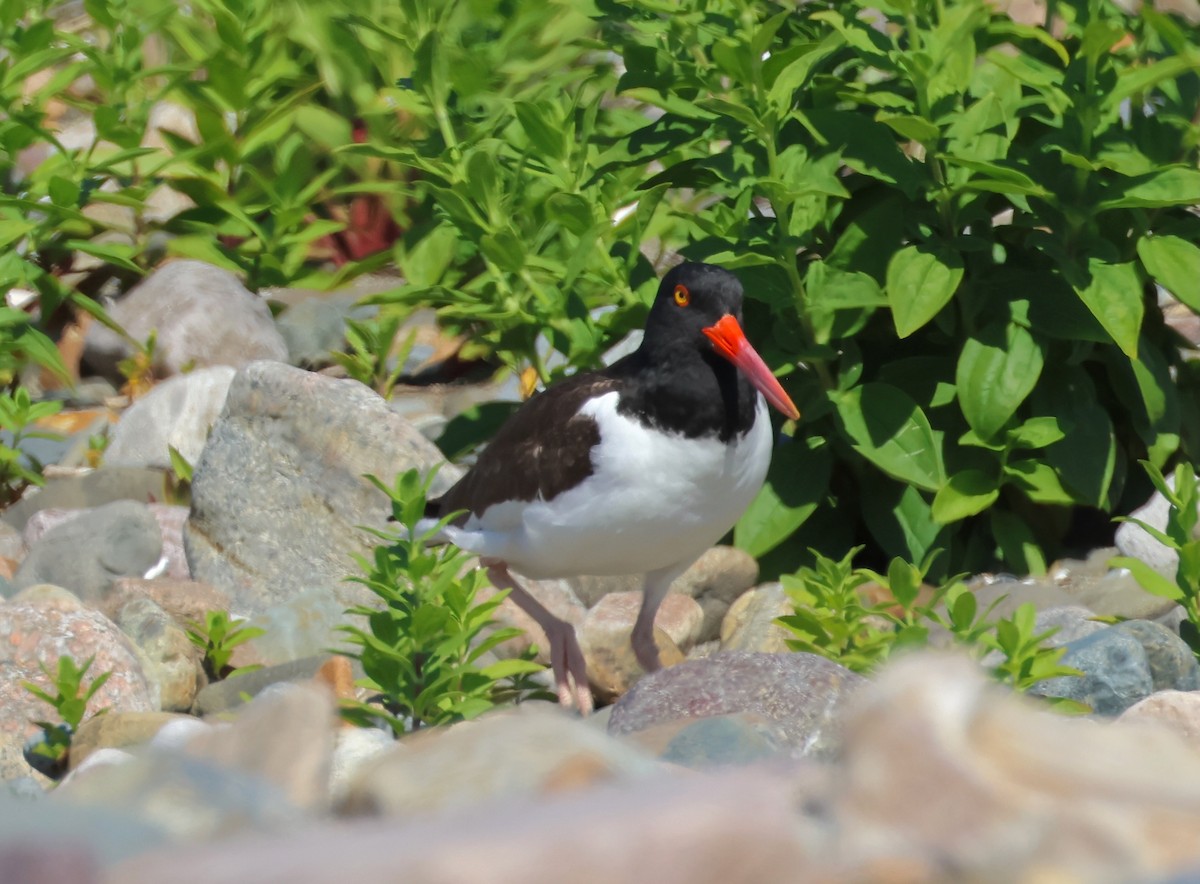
[104,367,236,470]
[10,501,163,602]
[82,260,288,379]
[668,546,759,641]
[619,712,790,768]
[1115,619,1200,691]
[608,651,865,760]
[1028,625,1153,715]
[0,596,153,779]
[191,655,333,716]
[100,577,234,630]
[184,362,460,616]
[340,704,662,818]
[719,582,792,653]
[116,597,204,712]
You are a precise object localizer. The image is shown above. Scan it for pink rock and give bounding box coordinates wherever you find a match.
[0,598,154,778]
[1119,690,1200,746]
[583,591,703,651]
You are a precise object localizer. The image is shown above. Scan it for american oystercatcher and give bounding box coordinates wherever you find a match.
[421,262,799,713]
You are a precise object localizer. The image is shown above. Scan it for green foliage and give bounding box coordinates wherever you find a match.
[778,548,1080,695]
[0,385,61,505]
[1111,462,1200,657]
[339,468,546,734]
[593,0,1200,577]
[22,654,112,775]
[186,610,265,682]
[328,312,415,399]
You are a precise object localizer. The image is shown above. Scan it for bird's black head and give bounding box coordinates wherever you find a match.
[642,262,745,352]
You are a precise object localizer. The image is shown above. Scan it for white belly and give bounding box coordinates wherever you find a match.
[447,391,773,577]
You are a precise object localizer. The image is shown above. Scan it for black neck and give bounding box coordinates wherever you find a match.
[606,342,759,441]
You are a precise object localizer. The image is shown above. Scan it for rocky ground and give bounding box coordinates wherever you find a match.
[3,260,1200,882]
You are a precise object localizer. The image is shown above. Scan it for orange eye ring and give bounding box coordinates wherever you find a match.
[673,284,690,307]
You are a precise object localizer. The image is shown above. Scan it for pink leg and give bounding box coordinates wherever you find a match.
[484,559,593,715]
[631,561,692,673]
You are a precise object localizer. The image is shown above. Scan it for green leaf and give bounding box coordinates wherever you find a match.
[1137,235,1200,313]
[1100,168,1200,210]
[886,244,964,338]
[956,322,1044,440]
[735,436,831,558]
[1003,460,1076,505]
[1007,417,1066,450]
[835,383,946,491]
[1072,260,1143,358]
[1108,556,1184,600]
[990,510,1046,575]
[932,469,999,524]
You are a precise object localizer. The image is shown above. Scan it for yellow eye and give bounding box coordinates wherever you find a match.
[673,284,690,307]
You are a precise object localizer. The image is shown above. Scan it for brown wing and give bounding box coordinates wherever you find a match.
[430,373,620,524]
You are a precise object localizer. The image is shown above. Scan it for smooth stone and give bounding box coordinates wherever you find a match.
[23,503,187,579]
[1028,626,1154,715]
[0,467,172,532]
[191,655,333,716]
[184,361,461,615]
[104,367,236,470]
[116,597,205,712]
[273,290,374,367]
[668,545,759,641]
[1119,690,1200,749]
[621,712,790,768]
[0,519,25,560]
[0,795,168,868]
[719,582,793,653]
[328,727,394,804]
[109,767,806,884]
[0,598,153,779]
[609,651,864,760]
[70,712,195,770]
[1051,560,1180,621]
[583,627,686,706]
[1115,619,1200,691]
[241,586,348,666]
[0,842,100,884]
[1115,476,1197,576]
[101,577,234,632]
[10,500,163,602]
[1031,605,1108,646]
[833,651,1200,880]
[83,260,288,379]
[340,704,662,818]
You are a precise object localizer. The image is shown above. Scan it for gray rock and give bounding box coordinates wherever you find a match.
[83,260,288,379]
[1116,476,1198,576]
[191,655,333,716]
[243,585,347,666]
[1029,626,1154,715]
[274,291,373,367]
[23,503,188,580]
[0,519,25,560]
[184,361,459,615]
[1032,605,1108,646]
[1114,619,1200,691]
[0,795,168,867]
[659,713,789,768]
[669,546,759,641]
[104,367,236,469]
[0,467,171,532]
[608,651,865,760]
[11,500,163,602]
[117,597,205,712]
[719,582,793,653]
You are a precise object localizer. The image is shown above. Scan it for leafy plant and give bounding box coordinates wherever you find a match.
[0,386,62,505]
[594,0,1200,578]
[1111,461,1200,656]
[338,468,546,734]
[22,654,111,777]
[778,548,1080,694]
[186,610,265,682]
[328,312,415,399]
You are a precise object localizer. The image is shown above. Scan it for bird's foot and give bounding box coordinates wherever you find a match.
[546,618,593,716]
[632,627,664,674]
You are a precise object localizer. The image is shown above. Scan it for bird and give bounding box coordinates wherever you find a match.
[418,262,800,713]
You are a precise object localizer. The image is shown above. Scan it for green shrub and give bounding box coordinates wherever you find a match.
[339,469,547,734]
[22,654,111,777]
[185,610,265,682]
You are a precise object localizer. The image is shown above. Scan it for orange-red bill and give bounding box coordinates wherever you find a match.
[702,314,800,420]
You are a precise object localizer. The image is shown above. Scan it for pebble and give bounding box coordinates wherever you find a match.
[83,260,288,379]
[116,597,205,712]
[608,651,865,760]
[718,581,793,652]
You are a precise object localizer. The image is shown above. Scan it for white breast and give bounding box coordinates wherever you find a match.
[445,391,773,578]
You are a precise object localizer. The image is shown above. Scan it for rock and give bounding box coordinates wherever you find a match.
[719,582,793,653]
[0,519,26,560]
[566,573,641,609]
[23,503,187,580]
[0,843,100,884]
[0,598,153,779]
[1116,476,1197,576]
[273,290,374,367]
[10,501,163,603]
[1115,619,1200,691]
[620,712,790,768]
[104,366,236,469]
[0,796,168,868]
[100,577,234,631]
[328,726,394,804]
[184,362,460,616]
[0,467,171,532]
[579,592,701,701]
[191,655,334,716]
[668,545,758,641]
[109,767,806,884]
[1030,605,1108,646]
[1028,625,1153,715]
[340,704,662,817]
[69,711,194,770]
[609,651,864,760]
[1119,690,1200,749]
[242,586,353,666]
[830,651,1200,881]
[116,597,205,712]
[82,261,288,379]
